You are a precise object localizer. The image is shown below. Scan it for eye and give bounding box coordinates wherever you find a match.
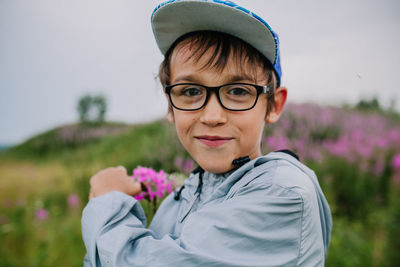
[227,86,251,96]
[181,86,203,97]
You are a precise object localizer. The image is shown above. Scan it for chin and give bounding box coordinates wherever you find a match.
[196,158,234,174]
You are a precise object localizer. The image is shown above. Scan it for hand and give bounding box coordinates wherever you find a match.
[89,166,142,200]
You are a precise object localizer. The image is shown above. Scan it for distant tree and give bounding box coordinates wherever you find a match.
[92,96,106,123]
[355,97,381,112]
[77,95,91,122]
[77,94,107,124]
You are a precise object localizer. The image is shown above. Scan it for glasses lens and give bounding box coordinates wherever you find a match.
[170,84,207,110]
[220,84,258,110]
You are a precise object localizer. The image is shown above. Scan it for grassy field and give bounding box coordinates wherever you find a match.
[0,103,399,266]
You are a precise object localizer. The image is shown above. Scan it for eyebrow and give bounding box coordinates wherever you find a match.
[171,73,257,85]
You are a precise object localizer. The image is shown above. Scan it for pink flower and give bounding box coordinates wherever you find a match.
[323,139,349,158]
[264,135,290,150]
[68,194,80,207]
[35,208,49,221]
[174,156,195,174]
[389,130,400,143]
[392,154,400,171]
[183,159,194,173]
[131,166,174,201]
[174,156,183,168]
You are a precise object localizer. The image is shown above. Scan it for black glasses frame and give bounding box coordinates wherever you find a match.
[164,83,272,111]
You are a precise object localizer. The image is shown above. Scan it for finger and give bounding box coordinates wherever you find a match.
[116,165,127,174]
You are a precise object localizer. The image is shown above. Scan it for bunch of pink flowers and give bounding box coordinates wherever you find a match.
[131,166,174,201]
[263,103,400,178]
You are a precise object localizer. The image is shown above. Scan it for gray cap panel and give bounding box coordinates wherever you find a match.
[151,1,276,64]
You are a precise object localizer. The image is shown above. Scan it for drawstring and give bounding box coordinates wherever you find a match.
[174,186,185,200]
[176,166,205,222]
[174,166,204,201]
[174,156,250,201]
[192,166,204,195]
[232,156,250,167]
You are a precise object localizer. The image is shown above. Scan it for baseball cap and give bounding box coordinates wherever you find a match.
[151,0,282,85]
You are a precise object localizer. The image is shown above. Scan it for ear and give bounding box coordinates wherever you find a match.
[167,110,175,123]
[266,86,287,124]
[165,93,175,123]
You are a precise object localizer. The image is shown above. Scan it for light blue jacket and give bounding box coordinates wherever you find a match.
[82,152,332,266]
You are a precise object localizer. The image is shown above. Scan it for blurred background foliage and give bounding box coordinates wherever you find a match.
[77,94,107,125]
[0,99,400,267]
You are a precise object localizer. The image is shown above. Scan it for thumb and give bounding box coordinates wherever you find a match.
[126,179,142,196]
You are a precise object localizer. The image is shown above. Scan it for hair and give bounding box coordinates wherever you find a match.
[158,31,278,117]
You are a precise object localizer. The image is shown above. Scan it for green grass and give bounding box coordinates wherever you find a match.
[0,120,187,266]
[0,114,399,266]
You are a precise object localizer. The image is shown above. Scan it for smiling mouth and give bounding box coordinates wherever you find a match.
[195,135,233,147]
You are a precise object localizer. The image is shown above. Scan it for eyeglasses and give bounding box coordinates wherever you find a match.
[165,83,272,111]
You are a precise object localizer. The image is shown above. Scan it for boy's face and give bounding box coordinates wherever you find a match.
[167,43,286,173]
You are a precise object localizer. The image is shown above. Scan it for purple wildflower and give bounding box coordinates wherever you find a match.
[392,154,400,171]
[183,159,195,173]
[35,208,49,221]
[264,135,290,151]
[174,156,195,174]
[174,156,184,169]
[68,194,80,207]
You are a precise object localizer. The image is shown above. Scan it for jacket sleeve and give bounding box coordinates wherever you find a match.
[81,185,320,267]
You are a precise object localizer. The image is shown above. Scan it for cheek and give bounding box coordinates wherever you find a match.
[241,117,264,139]
[173,112,196,137]
[239,105,267,142]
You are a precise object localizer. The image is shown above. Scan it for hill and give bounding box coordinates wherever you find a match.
[1,103,400,266]
[1,120,189,173]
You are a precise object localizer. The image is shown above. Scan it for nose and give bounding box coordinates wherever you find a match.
[199,93,227,126]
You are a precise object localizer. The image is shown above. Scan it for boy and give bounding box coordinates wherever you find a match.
[82,1,332,266]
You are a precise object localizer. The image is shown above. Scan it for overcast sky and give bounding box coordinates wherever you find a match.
[1,0,399,145]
